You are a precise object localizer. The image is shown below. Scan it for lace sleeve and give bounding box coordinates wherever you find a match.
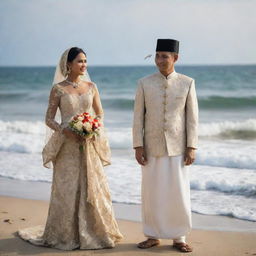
[92,83,104,121]
[45,85,63,132]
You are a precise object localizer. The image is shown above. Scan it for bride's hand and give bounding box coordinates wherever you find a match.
[62,128,83,142]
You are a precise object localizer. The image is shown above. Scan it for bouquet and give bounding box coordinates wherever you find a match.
[69,112,102,150]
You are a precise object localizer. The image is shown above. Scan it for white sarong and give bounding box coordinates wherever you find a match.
[141,154,191,240]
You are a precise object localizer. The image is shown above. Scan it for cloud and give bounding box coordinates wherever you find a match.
[0,0,255,65]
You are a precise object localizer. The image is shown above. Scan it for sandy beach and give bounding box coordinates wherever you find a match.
[0,194,256,256]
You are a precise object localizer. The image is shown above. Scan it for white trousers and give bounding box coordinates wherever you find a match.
[141,155,191,242]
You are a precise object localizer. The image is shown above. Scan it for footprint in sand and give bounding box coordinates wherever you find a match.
[3,219,13,224]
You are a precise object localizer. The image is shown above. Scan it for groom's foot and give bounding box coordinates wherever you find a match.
[173,242,193,253]
[137,238,160,249]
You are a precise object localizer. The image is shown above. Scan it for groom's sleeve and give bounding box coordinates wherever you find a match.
[133,80,145,148]
[186,79,198,149]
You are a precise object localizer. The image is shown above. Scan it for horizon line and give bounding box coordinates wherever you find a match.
[0,63,256,68]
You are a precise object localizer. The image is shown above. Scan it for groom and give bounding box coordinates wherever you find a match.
[133,39,198,253]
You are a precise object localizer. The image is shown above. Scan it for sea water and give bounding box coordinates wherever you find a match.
[0,65,255,221]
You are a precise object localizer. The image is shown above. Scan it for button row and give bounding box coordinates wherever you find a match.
[163,83,168,130]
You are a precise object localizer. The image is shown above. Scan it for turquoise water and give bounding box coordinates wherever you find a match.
[0,65,256,221]
[0,65,255,123]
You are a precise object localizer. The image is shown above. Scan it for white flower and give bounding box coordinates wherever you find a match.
[78,116,83,121]
[83,122,92,132]
[74,121,83,131]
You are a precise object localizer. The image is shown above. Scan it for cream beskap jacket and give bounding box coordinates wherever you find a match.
[133,71,198,157]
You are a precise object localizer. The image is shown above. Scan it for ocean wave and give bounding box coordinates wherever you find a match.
[199,96,256,109]
[102,95,256,110]
[191,181,256,197]
[191,190,256,222]
[1,152,255,199]
[0,91,28,100]
[102,98,133,110]
[195,138,256,170]
[2,90,255,110]
[1,139,254,170]
[0,90,49,103]
[199,119,256,139]
[190,165,256,197]
[190,166,256,221]
[1,118,256,140]
[1,119,256,170]
[0,151,255,222]
[0,120,45,134]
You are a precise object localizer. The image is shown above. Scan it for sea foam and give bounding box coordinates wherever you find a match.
[1,119,256,170]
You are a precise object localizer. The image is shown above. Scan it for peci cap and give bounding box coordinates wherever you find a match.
[156,39,179,53]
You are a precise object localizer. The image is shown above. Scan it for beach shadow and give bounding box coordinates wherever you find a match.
[94,243,187,255]
[0,236,185,256]
[93,243,139,254]
[0,235,70,255]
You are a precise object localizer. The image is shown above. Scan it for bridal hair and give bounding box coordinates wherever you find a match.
[55,47,90,83]
[67,47,86,63]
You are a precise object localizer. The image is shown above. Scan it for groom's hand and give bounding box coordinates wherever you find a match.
[184,147,196,165]
[135,147,148,166]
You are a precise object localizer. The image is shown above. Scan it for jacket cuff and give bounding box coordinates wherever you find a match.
[133,143,144,149]
[187,141,198,149]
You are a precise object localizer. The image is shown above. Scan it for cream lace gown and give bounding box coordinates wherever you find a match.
[18,83,123,250]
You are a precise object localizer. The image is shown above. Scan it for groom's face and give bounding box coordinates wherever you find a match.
[155,52,178,73]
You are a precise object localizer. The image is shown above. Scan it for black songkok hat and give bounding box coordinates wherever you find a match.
[156,39,179,53]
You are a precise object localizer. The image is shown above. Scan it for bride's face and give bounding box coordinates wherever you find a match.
[69,53,87,76]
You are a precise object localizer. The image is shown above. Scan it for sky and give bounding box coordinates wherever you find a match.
[0,0,255,66]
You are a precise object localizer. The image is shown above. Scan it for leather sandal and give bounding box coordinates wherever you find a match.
[173,242,193,253]
[137,238,160,249]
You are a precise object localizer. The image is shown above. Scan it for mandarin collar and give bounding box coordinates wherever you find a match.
[159,70,177,80]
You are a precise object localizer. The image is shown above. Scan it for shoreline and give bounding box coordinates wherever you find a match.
[1,177,256,233]
[1,196,256,256]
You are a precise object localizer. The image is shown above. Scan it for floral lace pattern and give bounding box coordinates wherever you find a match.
[133,72,198,157]
[18,83,123,250]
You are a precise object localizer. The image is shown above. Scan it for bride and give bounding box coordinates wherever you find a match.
[18,47,123,250]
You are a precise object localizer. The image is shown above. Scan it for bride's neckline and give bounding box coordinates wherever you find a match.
[57,83,92,96]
